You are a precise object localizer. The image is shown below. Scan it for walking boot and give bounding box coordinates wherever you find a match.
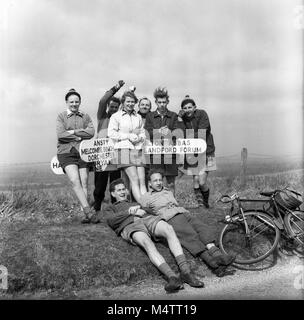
[199,250,219,269]
[164,276,184,293]
[180,272,205,288]
[90,210,101,224]
[194,188,205,206]
[213,265,236,277]
[208,246,236,266]
[200,188,210,208]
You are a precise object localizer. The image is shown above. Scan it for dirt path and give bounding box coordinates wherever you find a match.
[7,255,302,300]
[80,256,304,300]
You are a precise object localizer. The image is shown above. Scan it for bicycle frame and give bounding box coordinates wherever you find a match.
[228,197,278,240]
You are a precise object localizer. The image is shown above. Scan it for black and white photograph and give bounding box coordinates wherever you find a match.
[0,0,303,306]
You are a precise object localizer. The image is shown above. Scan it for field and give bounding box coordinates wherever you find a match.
[0,156,303,298]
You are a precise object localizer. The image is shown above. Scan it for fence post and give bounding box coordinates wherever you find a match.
[240,147,248,187]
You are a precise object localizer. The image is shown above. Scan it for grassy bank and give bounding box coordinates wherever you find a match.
[0,169,303,295]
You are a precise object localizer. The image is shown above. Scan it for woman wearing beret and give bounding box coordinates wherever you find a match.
[178,95,216,208]
[56,89,95,223]
[108,90,147,202]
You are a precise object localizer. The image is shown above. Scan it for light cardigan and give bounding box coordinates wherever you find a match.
[108,109,145,150]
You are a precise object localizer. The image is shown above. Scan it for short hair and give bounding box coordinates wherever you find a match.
[65,88,81,102]
[121,90,138,104]
[138,96,152,108]
[153,87,169,100]
[109,178,125,193]
[147,168,164,181]
[109,96,120,105]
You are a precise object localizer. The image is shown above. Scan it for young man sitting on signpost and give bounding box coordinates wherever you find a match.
[104,178,205,293]
[139,169,236,277]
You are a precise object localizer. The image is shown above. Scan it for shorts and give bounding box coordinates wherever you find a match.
[114,149,147,169]
[57,147,89,173]
[120,215,164,245]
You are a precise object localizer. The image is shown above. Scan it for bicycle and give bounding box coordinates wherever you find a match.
[218,188,304,265]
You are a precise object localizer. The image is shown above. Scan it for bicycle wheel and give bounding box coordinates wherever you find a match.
[284,210,304,246]
[219,211,280,264]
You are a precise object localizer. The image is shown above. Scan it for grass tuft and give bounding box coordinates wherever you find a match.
[0,169,303,295]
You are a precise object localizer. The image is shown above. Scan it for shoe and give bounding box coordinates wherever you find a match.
[209,247,236,266]
[90,210,101,224]
[199,250,219,269]
[164,276,184,293]
[81,216,91,224]
[212,252,236,266]
[213,265,236,277]
[180,272,205,288]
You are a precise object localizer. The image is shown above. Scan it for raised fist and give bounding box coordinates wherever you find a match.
[118,80,125,88]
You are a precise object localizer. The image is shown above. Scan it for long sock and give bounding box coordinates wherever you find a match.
[158,263,177,279]
[175,254,191,274]
[208,246,221,257]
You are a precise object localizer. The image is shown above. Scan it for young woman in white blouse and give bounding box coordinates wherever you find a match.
[108,90,147,202]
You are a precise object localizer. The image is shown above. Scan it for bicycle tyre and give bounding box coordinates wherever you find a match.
[219,211,280,264]
[284,210,304,246]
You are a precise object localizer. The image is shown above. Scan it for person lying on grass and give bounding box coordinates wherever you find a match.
[138,169,236,277]
[103,178,204,293]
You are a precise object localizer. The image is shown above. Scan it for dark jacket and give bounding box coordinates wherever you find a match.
[96,86,121,137]
[144,109,182,172]
[144,109,182,141]
[105,200,137,236]
[178,109,215,156]
[105,200,153,236]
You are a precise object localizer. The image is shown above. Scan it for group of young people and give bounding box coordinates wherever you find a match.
[56,81,235,293]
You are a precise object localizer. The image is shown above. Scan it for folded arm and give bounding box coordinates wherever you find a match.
[74,115,95,139]
[56,114,79,143]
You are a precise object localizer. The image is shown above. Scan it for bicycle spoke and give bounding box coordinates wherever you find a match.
[220,211,280,265]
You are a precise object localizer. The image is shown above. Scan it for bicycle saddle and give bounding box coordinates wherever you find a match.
[260,191,274,197]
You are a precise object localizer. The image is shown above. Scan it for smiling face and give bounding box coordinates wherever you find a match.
[149,173,163,192]
[138,98,151,115]
[111,183,128,202]
[123,96,136,112]
[108,100,120,116]
[182,102,196,118]
[155,97,169,114]
[66,94,81,113]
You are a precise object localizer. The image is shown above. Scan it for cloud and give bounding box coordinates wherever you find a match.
[0,0,302,163]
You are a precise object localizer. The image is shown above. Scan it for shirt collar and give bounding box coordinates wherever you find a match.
[150,187,168,194]
[154,109,171,118]
[114,199,130,205]
[122,108,136,116]
[67,109,84,117]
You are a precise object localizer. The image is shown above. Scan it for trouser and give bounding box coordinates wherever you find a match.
[93,170,121,210]
[168,213,217,257]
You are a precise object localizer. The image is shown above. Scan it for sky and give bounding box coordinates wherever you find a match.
[0,0,303,164]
